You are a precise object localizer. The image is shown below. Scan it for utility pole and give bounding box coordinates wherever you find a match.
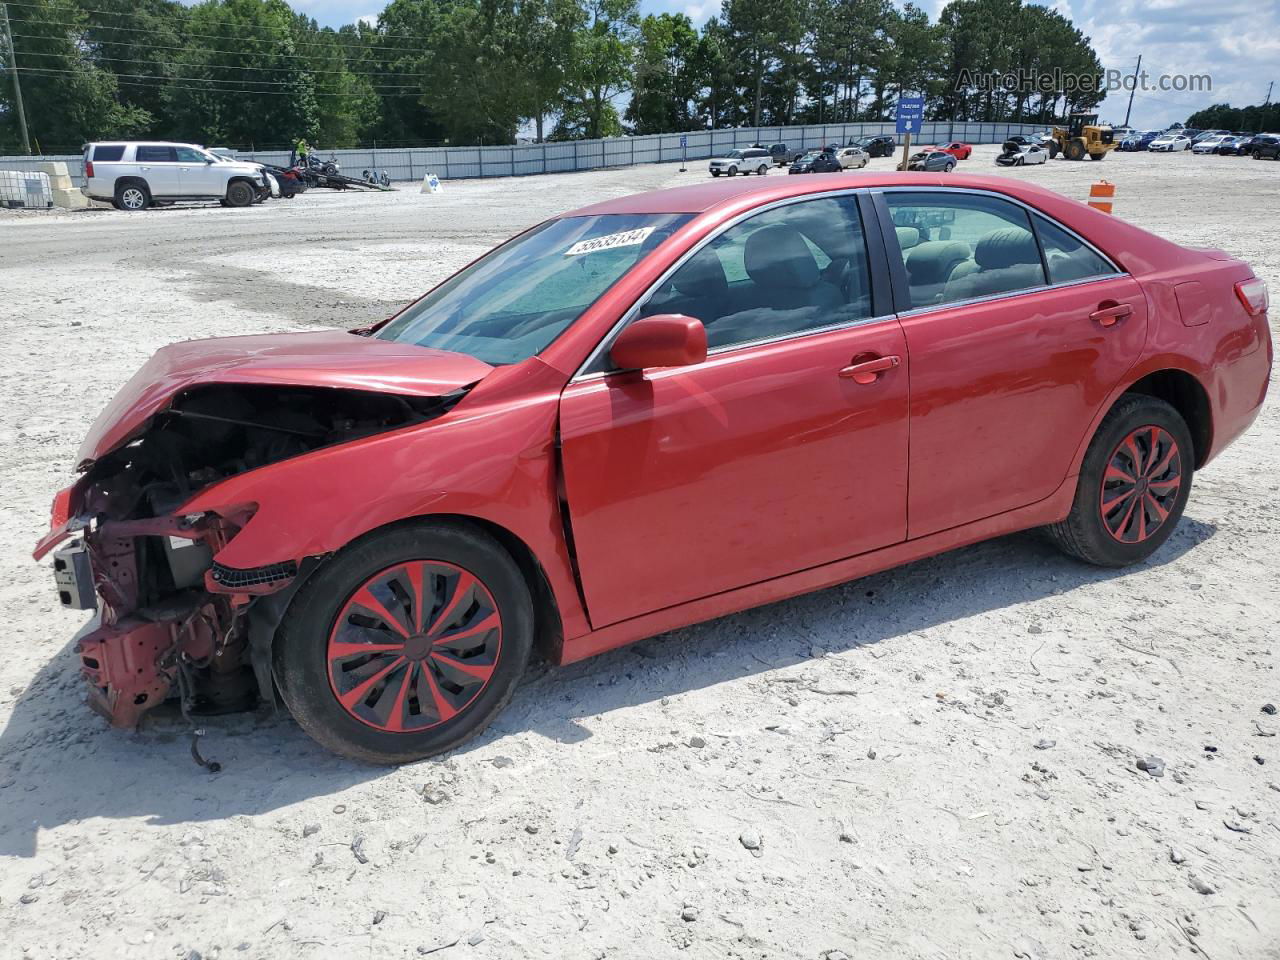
[1,2,31,155]
[1122,54,1141,128]
[1265,81,1274,107]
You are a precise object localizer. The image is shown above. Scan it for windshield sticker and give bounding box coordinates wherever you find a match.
[565,226,655,257]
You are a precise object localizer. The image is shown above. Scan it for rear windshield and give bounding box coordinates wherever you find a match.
[376,213,691,365]
[92,144,125,162]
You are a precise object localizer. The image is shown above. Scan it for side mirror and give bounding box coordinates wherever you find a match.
[610,314,707,372]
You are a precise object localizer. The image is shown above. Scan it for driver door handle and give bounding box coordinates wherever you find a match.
[1090,303,1133,327]
[839,355,901,384]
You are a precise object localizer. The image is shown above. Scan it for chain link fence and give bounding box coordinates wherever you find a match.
[1,121,1047,184]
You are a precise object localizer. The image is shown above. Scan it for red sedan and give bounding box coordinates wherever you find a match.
[36,174,1271,762]
[935,141,973,160]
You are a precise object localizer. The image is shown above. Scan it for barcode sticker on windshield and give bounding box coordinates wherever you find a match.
[565,226,655,256]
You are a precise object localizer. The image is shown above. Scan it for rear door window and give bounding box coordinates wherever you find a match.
[886,192,1046,309]
[1033,214,1118,284]
[136,145,177,163]
[92,144,125,162]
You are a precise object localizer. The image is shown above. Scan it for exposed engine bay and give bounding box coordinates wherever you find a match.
[50,383,463,730]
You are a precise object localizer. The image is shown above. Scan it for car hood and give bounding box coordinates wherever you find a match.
[76,330,494,468]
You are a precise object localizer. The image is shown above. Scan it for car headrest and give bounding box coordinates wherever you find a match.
[975,227,1041,270]
[906,241,972,286]
[744,224,819,289]
[671,249,729,299]
[895,226,921,250]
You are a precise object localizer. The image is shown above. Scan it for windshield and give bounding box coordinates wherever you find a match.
[376,213,691,365]
[726,150,745,159]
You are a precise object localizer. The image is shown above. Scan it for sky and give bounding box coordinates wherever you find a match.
[280,0,1277,129]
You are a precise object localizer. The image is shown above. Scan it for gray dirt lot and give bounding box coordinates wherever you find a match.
[0,145,1276,960]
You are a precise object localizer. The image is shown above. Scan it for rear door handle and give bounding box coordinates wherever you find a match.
[839,355,901,384]
[1090,303,1133,326]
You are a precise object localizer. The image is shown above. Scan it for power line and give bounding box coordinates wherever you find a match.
[7,13,431,55]
[16,46,436,78]
[10,31,426,68]
[3,0,440,46]
[19,64,424,93]
[109,75,428,98]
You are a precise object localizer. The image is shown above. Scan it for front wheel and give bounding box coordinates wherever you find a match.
[710,170,720,177]
[727,166,738,177]
[225,180,256,207]
[274,522,535,764]
[1046,394,1193,567]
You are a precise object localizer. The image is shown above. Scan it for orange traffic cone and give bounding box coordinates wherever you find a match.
[1088,180,1115,214]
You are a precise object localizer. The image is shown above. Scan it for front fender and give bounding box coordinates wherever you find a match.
[180,380,590,639]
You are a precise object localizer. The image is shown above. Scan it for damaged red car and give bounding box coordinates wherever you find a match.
[36,174,1271,763]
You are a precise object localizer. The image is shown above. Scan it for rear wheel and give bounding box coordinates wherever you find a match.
[274,522,535,764]
[1046,395,1193,567]
[756,164,768,175]
[113,181,149,211]
[225,179,256,207]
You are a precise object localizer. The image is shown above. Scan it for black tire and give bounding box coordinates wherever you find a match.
[1089,151,1106,161]
[756,164,768,175]
[274,521,535,764]
[1046,394,1194,567]
[225,179,255,207]
[1064,140,1086,161]
[1253,151,1262,160]
[1046,141,1060,159]
[727,166,738,177]
[113,180,150,211]
[710,170,720,177]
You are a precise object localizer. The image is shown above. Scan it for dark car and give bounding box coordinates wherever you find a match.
[853,135,896,157]
[789,150,842,174]
[1246,135,1280,160]
[754,142,804,165]
[1119,131,1160,152]
[1212,135,1251,155]
[906,150,956,172]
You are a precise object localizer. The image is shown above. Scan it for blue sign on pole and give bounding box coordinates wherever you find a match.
[679,135,688,147]
[896,97,924,135]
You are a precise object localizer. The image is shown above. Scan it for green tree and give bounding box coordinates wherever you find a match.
[0,0,150,152]
[625,13,701,134]
[560,0,637,140]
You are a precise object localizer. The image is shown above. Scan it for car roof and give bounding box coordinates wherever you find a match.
[564,172,1067,217]
[90,140,206,148]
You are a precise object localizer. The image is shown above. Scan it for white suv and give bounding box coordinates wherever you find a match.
[82,141,269,211]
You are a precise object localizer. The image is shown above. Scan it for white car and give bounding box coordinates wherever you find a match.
[833,146,869,169]
[708,148,772,177]
[1149,134,1191,152]
[81,140,270,210]
[1191,135,1232,154]
[996,143,1048,166]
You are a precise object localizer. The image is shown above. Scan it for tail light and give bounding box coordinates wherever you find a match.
[85,160,94,179]
[1235,277,1269,317]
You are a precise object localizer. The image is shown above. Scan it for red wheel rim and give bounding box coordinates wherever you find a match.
[327,561,502,732]
[1099,425,1182,543]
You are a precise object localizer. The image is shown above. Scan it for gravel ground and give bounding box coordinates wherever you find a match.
[1,145,1277,960]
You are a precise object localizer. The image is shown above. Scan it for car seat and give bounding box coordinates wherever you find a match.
[942,227,1045,302]
[904,241,971,306]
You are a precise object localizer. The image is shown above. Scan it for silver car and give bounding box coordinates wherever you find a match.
[82,141,269,210]
[708,148,771,177]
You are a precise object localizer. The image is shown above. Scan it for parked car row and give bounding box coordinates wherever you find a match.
[1119,128,1280,159]
[708,136,980,179]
